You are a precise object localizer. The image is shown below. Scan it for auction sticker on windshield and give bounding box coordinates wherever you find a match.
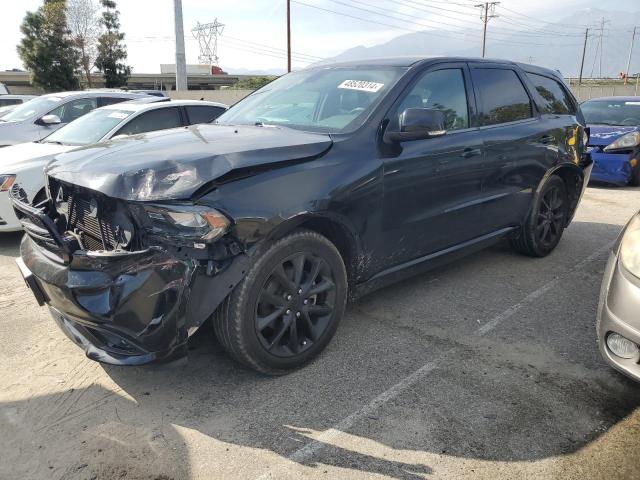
[338,80,384,93]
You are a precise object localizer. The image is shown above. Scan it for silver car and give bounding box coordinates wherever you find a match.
[597,210,640,381]
[0,91,146,147]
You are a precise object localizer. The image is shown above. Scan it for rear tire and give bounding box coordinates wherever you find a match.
[510,175,568,257]
[213,229,348,375]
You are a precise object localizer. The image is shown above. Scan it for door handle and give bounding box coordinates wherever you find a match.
[461,148,481,159]
[540,135,556,144]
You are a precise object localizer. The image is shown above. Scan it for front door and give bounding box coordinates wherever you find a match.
[379,64,487,271]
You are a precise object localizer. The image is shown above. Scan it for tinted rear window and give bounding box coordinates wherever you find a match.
[116,107,183,136]
[473,68,532,126]
[186,105,226,124]
[527,73,575,115]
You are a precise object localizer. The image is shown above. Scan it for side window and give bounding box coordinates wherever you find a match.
[99,97,130,107]
[49,97,98,123]
[394,68,469,131]
[185,105,226,124]
[526,73,575,115]
[116,107,183,136]
[0,99,20,106]
[473,68,532,126]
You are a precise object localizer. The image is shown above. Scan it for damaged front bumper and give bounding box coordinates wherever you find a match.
[589,149,638,185]
[13,184,251,366]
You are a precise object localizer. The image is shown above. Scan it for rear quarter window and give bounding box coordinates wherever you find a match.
[185,105,226,124]
[526,73,575,115]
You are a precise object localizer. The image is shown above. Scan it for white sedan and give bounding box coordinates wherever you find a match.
[0,98,227,231]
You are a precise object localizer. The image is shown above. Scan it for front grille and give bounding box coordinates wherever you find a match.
[67,196,118,251]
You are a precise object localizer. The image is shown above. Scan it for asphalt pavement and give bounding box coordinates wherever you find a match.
[1,185,639,480]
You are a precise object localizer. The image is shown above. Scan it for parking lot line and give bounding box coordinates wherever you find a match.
[256,239,616,479]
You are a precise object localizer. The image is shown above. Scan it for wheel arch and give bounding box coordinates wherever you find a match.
[263,213,362,288]
[536,162,586,226]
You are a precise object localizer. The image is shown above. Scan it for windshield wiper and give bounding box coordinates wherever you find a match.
[42,140,65,145]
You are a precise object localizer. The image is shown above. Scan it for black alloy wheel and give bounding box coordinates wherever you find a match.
[535,184,565,249]
[255,252,336,357]
[510,175,568,257]
[213,230,347,375]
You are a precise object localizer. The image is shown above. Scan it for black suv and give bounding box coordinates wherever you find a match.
[13,57,592,374]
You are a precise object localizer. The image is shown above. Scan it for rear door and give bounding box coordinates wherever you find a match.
[469,64,550,231]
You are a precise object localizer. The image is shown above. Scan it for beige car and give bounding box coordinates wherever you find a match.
[597,210,640,381]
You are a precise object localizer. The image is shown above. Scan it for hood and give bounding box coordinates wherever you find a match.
[45,124,333,201]
[0,142,75,172]
[588,125,640,147]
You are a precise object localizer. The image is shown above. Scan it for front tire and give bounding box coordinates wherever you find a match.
[510,175,568,257]
[213,230,348,375]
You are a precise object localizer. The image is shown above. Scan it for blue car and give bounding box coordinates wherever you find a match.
[581,97,640,186]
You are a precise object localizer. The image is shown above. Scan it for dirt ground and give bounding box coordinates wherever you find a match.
[1,185,640,480]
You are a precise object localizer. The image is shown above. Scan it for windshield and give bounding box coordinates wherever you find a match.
[216,66,406,133]
[581,100,640,126]
[0,96,64,122]
[43,108,134,146]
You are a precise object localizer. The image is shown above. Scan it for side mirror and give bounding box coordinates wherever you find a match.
[39,114,62,126]
[385,108,446,143]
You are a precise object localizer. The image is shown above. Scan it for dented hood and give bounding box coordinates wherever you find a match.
[45,124,333,201]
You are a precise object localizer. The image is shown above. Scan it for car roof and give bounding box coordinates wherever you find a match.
[0,94,37,100]
[41,91,146,99]
[583,96,640,102]
[101,99,228,113]
[308,56,563,78]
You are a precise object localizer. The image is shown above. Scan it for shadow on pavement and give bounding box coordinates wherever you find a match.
[2,220,640,479]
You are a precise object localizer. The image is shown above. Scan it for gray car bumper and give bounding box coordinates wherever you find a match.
[597,251,640,382]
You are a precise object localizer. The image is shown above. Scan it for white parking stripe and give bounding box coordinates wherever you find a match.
[256,240,615,479]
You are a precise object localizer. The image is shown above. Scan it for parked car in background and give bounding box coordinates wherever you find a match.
[12,57,591,374]
[0,91,148,147]
[597,210,640,382]
[0,99,227,231]
[0,95,37,108]
[128,89,169,98]
[581,97,640,186]
[0,83,9,95]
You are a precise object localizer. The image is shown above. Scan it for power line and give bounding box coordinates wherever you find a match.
[499,5,588,30]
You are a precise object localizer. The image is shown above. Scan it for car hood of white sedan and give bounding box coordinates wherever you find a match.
[0,142,77,173]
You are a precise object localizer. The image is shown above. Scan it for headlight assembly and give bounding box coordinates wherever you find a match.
[144,204,230,242]
[604,131,640,152]
[0,174,16,192]
[620,214,640,278]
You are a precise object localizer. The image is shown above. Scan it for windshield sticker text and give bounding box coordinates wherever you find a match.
[338,80,384,93]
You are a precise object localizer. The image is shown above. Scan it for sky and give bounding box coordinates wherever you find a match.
[0,0,638,75]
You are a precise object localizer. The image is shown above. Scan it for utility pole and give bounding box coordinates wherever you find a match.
[578,27,589,85]
[625,26,637,85]
[287,0,292,73]
[476,2,499,58]
[173,0,188,91]
[598,17,609,78]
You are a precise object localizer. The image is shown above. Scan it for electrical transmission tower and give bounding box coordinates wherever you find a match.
[192,19,225,66]
[476,2,499,58]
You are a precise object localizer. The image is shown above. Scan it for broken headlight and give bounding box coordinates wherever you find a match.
[144,204,230,242]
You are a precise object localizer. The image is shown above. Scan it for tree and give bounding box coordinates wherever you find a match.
[94,0,130,88]
[67,0,101,88]
[17,0,80,92]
